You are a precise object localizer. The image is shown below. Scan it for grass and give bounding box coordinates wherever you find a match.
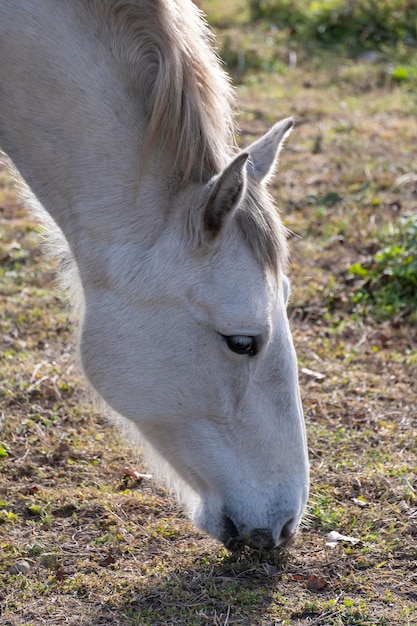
[346,214,417,321]
[1,2,417,624]
[247,0,417,55]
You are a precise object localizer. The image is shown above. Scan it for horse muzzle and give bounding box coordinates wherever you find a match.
[221,512,297,551]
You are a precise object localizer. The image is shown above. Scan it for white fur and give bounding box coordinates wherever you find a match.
[0,0,308,548]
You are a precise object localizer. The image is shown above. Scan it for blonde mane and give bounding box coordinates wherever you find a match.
[85,0,235,182]
[84,0,288,271]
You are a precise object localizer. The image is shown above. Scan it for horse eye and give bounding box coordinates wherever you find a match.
[224,335,257,356]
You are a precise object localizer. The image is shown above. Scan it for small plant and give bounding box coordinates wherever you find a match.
[249,0,417,54]
[349,214,417,321]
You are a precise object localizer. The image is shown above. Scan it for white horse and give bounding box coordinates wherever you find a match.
[0,0,308,550]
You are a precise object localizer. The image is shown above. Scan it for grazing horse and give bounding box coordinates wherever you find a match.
[0,0,309,550]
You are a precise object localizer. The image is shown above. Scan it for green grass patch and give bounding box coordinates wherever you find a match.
[248,0,417,53]
[349,214,417,321]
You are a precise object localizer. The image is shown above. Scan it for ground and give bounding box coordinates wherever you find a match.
[1,4,416,625]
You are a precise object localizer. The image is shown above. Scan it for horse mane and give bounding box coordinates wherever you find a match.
[86,0,235,182]
[238,186,289,273]
[85,0,288,271]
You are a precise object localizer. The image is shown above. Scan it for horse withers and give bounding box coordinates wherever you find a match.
[0,0,309,550]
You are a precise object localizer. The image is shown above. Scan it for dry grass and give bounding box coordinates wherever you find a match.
[1,6,417,625]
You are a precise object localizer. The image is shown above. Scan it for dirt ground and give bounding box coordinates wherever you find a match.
[1,8,417,626]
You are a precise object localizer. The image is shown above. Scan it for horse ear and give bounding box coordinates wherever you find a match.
[246,117,294,183]
[204,152,249,238]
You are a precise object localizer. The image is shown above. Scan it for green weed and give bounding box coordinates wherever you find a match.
[248,0,417,53]
[349,214,417,320]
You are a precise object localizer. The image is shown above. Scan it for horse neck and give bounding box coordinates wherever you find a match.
[0,1,171,266]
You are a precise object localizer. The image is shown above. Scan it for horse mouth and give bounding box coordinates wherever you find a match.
[220,513,297,552]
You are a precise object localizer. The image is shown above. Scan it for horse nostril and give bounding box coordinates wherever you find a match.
[279,518,295,544]
[222,516,297,551]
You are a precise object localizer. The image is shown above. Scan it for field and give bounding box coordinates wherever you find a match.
[1,2,417,625]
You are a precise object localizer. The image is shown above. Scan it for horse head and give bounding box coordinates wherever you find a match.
[79,119,309,549]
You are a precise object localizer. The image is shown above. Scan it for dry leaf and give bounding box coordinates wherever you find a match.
[326,530,360,548]
[99,552,117,567]
[289,572,329,591]
[119,466,152,480]
[306,574,329,591]
[54,566,67,581]
[300,367,326,380]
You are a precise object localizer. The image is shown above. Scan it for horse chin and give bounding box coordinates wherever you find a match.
[189,498,230,545]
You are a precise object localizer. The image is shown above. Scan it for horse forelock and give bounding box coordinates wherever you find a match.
[237,184,289,275]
